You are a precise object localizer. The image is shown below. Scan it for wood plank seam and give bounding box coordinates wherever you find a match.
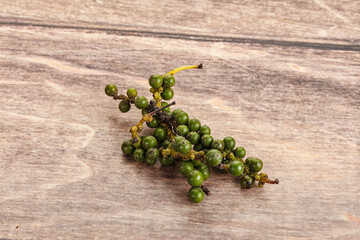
[1,21,359,52]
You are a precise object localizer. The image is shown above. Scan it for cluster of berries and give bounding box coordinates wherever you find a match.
[105,65,278,203]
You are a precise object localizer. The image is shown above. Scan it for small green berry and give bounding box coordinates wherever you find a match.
[223,136,236,150]
[229,160,244,176]
[171,109,183,117]
[192,159,202,167]
[146,157,157,166]
[234,146,246,159]
[121,139,135,156]
[187,170,204,187]
[179,161,194,175]
[173,136,185,145]
[160,156,175,167]
[153,127,167,142]
[188,118,201,131]
[142,136,157,151]
[211,139,224,151]
[135,96,148,109]
[199,125,211,136]
[146,147,159,160]
[118,101,131,113]
[161,87,174,100]
[193,143,204,151]
[188,187,204,203]
[105,84,118,96]
[161,101,170,113]
[126,88,137,98]
[174,111,189,125]
[206,149,223,166]
[161,139,171,148]
[197,164,210,180]
[176,125,189,136]
[245,157,263,173]
[240,175,255,189]
[149,74,163,88]
[142,108,148,115]
[186,131,200,145]
[133,149,145,162]
[146,116,160,128]
[163,74,175,88]
[201,134,213,147]
[202,148,211,154]
[176,139,192,154]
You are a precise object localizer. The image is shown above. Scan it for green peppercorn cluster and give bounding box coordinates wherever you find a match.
[105,64,278,203]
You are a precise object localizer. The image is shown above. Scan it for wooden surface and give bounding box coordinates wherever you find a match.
[1,0,360,239]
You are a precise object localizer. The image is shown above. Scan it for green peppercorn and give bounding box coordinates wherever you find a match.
[188,187,204,203]
[171,109,183,118]
[201,134,213,147]
[161,101,170,113]
[105,84,118,96]
[146,157,157,166]
[133,149,145,162]
[188,118,201,131]
[174,136,185,142]
[223,136,236,150]
[161,87,174,100]
[234,146,246,158]
[192,159,202,167]
[199,125,211,136]
[160,156,175,167]
[187,170,204,187]
[126,88,137,98]
[153,126,167,142]
[142,108,148,115]
[163,74,175,88]
[146,147,159,160]
[229,160,244,176]
[146,115,160,128]
[173,136,185,144]
[175,111,189,125]
[197,164,210,180]
[142,136,157,151]
[186,131,200,145]
[211,139,225,151]
[240,175,255,189]
[121,139,135,156]
[176,139,192,154]
[205,149,222,166]
[245,157,263,172]
[202,148,211,154]
[149,74,163,88]
[179,161,194,175]
[176,125,189,136]
[135,96,148,109]
[132,136,142,148]
[118,101,131,113]
[161,139,171,148]
[193,143,204,151]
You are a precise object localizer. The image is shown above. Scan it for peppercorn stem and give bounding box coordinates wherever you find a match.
[163,64,203,76]
[161,123,176,139]
[148,101,176,116]
[201,185,210,196]
[218,164,230,171]
[266,179,279,184]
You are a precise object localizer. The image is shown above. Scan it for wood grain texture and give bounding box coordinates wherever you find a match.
[0,0,359,239]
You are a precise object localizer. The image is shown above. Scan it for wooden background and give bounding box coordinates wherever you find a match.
[0,0,359,239]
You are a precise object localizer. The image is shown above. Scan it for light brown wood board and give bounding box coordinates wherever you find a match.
[0,0,359,239]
